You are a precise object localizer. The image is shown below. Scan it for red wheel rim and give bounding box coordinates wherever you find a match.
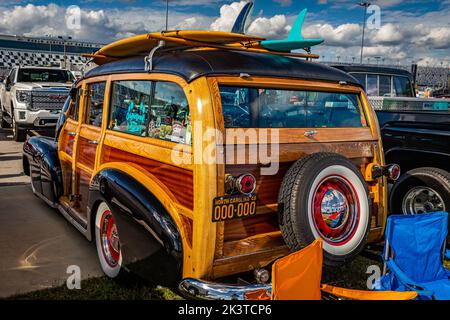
[311,175,360,245]
[100,209,120,267]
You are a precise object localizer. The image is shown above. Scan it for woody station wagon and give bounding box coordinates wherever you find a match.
[22,13,400,299]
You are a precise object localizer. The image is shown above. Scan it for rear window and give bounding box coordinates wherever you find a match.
[219,86,365,129]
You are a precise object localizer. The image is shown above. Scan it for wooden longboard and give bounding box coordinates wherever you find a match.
[86,31,265,64]
[83,8,324,65]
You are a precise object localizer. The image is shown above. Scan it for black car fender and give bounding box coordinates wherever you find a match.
[89,168,183,287]
[23,136,62,205]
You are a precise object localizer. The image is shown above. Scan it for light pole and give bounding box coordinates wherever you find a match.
[58,35,72,69]
[358,2,371,64]
[165,0,169,31]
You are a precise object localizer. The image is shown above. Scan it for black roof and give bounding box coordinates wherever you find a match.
[85,50,361,86]
[331,64,413,79]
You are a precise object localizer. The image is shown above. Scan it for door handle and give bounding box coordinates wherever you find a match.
[67,131,77,136]
[304,130,318,137]
[88,140,99,145]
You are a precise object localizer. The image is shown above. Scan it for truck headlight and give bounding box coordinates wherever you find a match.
[16,90,31,104]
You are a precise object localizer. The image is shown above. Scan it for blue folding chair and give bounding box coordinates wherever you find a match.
[376,212,450,300]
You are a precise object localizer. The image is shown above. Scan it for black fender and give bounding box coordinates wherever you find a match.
[89,168,183,287]
[23,136,62,205]
[385,147,450,174]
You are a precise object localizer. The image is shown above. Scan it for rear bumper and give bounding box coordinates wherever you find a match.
[178,278,271,300]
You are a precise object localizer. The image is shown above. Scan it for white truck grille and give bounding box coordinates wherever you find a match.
[30,89,69,111]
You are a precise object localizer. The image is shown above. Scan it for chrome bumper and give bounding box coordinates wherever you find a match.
[178,278,271,300]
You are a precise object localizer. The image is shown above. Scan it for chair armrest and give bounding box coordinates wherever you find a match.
[386,259,435,298]
[320,284,417,300]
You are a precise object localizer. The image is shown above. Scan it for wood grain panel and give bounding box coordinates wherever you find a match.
[224,141,374,164]
[102,145,194,210]
[73,168,90,222]
[223,214,279,242]
[222,231,286,257]
[77,137,97,169]
[213,242,289,279]
[225,127,374,145]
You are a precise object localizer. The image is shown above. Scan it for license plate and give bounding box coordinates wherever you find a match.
[212,194,258,222]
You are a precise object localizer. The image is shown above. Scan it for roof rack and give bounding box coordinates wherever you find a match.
[83,6,323,66]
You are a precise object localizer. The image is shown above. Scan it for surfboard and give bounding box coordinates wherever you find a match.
[84,6,323,65]
[260,9,324,52]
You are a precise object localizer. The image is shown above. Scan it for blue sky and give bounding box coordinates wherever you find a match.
[0,1,449,65]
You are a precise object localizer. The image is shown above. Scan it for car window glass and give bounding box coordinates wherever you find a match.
[366,74,378,96]
[393,76,413,97]
[379,75,392,96]
[68,88,80,121]
[110,80,152,136]
[85,82,106,127]
[220,86,364,128]
[149,82,191,144]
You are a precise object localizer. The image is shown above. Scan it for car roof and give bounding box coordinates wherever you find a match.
[331,64,413,79]
[85,50,361,86]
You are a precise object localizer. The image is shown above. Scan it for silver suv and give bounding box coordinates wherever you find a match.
[0,66,73,141]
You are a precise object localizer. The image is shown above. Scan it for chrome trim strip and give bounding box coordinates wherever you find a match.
[178,278,271,300]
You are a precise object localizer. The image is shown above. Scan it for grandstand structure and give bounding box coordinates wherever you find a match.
[0,34,102,75]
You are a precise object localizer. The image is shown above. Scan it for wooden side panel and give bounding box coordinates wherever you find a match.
[101,145,194,210]
[59,119,78,158]
[77,137,97,169]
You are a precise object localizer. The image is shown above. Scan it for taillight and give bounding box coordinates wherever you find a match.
[386,164,401,181]
[236,173,256,195]
[369,163,401,181]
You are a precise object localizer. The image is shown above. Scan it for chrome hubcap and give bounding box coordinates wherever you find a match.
[100,210,120,267]
[312,176,360,245]
[402,187,445,214]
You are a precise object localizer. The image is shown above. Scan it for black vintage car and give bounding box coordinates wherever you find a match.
[334,64,450,239]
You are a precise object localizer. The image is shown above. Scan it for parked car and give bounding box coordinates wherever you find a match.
[333,64,450,241]
[0,66,73,141]
[22,30,399,299]
[332,64,415,98]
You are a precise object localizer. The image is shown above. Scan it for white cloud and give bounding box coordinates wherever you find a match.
[210,1,247,32]
[303,23,361,46]
[247,15,290,38]
[273,0,292,7]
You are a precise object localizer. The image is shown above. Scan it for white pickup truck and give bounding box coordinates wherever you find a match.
[0,66,73,141]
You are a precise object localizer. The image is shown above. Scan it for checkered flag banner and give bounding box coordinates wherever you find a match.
[0,49,86,69]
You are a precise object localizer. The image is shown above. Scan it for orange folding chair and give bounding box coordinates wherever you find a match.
[246,240,417,300]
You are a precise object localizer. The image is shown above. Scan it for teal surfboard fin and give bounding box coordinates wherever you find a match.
[261,8,324,52]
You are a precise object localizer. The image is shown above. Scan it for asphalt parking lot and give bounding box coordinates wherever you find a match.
[0,128,102,298]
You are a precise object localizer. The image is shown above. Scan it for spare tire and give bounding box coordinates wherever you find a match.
[278,153,371,266]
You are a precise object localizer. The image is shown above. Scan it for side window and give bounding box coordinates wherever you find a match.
[379,75,392,97]
[109,80,151,136]
[68,88,80,121]
[149,81,191,144]
[393,76,413,97]
[85,82,106,127]
[366,74,378,96]
[109,80,191,145]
